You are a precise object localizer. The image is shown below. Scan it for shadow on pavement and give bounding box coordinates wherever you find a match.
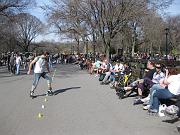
[53,86,81,95]
[30,87,81,99]
[29,93,46,99]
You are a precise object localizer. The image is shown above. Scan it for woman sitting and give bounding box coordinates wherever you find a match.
[148,67,180,113]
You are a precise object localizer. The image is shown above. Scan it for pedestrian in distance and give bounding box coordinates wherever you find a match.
[27,51,53,98]
[15,53,22,75]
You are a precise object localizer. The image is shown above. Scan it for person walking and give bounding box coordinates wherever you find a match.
[7,52,11,72]
[15,53,22,75]
[27,51,53,98]
[10,52,15,75]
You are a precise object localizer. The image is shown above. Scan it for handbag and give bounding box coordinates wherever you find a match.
[159,104,167,117]
[99,73,106,81]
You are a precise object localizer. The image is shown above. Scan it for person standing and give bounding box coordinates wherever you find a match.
[15,53,22,75]
[27,51,53,98]
[10,52,15,74]
[7,52,11,72]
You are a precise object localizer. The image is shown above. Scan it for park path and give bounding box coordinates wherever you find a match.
[0,64,179,135]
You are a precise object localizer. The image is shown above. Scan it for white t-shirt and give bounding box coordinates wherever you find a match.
[34,56,47,73]
[118,63,124,71]
[16,56,21,65]
[101,62,106,69]
[168,74,180,95]
[114,64,119,72]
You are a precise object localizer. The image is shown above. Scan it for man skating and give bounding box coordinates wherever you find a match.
[27,51,53,98]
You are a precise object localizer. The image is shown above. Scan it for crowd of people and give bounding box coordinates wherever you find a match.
[0,52,82,75]
[1,51,180,130]
[83,57,180,127]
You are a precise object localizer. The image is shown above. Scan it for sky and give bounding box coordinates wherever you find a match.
[28,0,60,42]
[28,0,180,42]
[166,0,180,15]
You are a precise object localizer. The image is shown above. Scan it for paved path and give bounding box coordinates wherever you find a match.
[0,64,179,135]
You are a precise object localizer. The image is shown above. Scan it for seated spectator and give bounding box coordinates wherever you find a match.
[134,63,165,104]
[117,60,156,98]
[109,61,125,88]
[90,59,102,74]
[98,59,107,74]
[86,59,93,74]
[79,58,86,69]
[100,59,112,85]
[148,67,180,113]
[122,62,131,75]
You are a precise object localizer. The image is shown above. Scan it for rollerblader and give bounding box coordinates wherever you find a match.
[27,51,53,98]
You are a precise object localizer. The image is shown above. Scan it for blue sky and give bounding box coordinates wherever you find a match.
[166,0,180,15]
[28,0,180,42]
[28,0,59,42]
[28,0,50,22]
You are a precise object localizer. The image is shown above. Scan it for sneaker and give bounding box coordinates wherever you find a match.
[46,90,53,96]
[143,100,149,106]
[115,86,123,93]
[109,82,115,89]
[100,82,105,85]
[30,91,35,98]
[104,80,110,85]
[141,95,150,103]
[148,108,158,113]
[143,105,150,110]
[95,74,98,77]
[118,90,126,99]
[133,98,143,105]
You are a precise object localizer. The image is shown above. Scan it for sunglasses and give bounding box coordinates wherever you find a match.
[156,66,161,69]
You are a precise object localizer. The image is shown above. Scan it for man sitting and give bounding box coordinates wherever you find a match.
[116,60,156,99]
[100,59,112,85]
[134,63,165,105]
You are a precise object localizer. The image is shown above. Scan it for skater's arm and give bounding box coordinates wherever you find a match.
[27,59,37,74]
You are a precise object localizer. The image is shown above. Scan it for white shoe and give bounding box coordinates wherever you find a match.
[143,105,150,110]
[141,95,150,102]
[95,74,99,77]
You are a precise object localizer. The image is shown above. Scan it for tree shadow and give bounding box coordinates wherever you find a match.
[53,86,81,95]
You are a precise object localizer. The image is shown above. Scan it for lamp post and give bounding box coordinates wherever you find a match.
[165,28,169,61]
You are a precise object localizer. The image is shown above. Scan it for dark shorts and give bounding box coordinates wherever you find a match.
[138,78,154,92]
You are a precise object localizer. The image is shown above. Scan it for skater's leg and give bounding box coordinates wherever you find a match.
[42,73,53,95]
[31,73,41,93]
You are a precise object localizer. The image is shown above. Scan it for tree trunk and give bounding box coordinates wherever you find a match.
[106,42,111,62]
[150,42,153,54]
[131,36,135,57]
[77,40,80,54]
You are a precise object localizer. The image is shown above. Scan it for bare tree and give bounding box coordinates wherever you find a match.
[44,0,174,59]
[166,15,180,55]
[141,11,165,54]
[0,0,36,52]
[0,0,34,17]
[13,13,44,52]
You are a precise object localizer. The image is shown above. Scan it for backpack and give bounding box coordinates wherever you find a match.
[99,73,106,81]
